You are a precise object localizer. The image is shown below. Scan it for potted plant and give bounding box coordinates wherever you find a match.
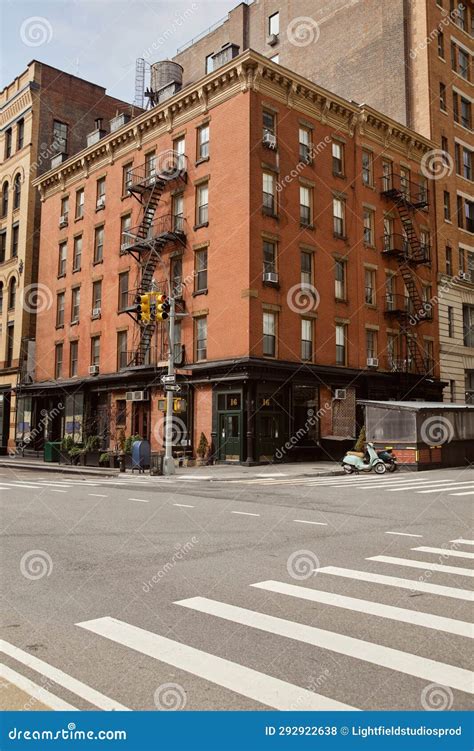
[84,435,102,466]
[60,436,76,464]
[68,445,84,465]
[196,432,209,466]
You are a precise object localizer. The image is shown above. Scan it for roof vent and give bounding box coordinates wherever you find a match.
[110,112,131,132]
[211,43,240,70]
[87,118,107,147]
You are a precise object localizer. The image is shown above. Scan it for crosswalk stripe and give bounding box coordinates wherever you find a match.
[412,546,474,560]
[176,597,473,694]
[0,664,78,711]
[315,566,474,601]
[356,480,455,490]
[383,480,470,492]
[250,581,473,638]
[77,616,356,711]
[451,491,474,497]
[367,556,474,577]
[232,511,260,517]
[385,532,423,538]
[129,498,149,503]
[0,639,129,711]
[417,485,474,494]
[451,539,474,546]
[293,520,328,526]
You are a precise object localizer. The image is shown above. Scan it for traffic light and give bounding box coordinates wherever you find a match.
[156,294,170,321]
[139,293,151,323]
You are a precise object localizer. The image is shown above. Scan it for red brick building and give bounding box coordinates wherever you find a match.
[25,51,443,463]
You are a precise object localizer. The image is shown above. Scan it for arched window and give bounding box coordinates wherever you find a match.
[0,282,3,313]
[13,174,21,211]
[8,277,16,310]
[1,182,8,218]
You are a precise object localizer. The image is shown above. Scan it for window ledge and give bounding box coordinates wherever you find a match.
[335,297,348,304]
[74,216,84,223]
[193,222,209,231]
[57,273,66,280]
[70,320,79,326]
[333,233,347,240]
[195,156,210,166]
[300,223,315,230]
[72,267,81,273]
[333,172,346,179]
[55,324,65,330]
[262,211,279,220]
[93,259,104,266]
[192,289,208,297]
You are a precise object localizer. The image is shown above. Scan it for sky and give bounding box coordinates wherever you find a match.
[1,0,240,101]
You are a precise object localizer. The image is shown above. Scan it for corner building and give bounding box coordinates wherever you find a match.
[29,51,443,463]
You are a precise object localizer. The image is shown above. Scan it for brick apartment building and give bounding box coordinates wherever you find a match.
[173,0,474,403]
[24,50,442,463]
[0,60,132,451]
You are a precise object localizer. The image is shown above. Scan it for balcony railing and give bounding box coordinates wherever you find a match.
[121,214,186,254]
[380,173,429,208]
[127,152,188,193]
[382,234,431,264]
[384,293,414,316]
[122,344,185,370]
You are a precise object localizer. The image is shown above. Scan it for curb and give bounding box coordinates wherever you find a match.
[0,461,118,477]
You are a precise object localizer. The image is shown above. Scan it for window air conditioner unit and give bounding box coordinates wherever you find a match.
[126,390,149,402]
[334,389,347,400]
[367,357,379,367]
[459,271,471,281]
[92,307,101,318]
[59,214,68,228]
[263,131,277,149]
[96,196,105,209]
[88,365,99,375]
[267,33,279,46]
[263,271,279,284]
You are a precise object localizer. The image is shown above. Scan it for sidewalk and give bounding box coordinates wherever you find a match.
[0,456,343,480]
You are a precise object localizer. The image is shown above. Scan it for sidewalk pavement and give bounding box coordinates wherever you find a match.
[0,456,343,480]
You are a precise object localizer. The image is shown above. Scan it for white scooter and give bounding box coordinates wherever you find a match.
[342,442,386,474]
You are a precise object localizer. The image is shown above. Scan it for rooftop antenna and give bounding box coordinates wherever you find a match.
[134,58,147,109]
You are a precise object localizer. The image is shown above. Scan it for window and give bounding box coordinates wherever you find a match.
[454,92,472,128]
[145,151,155,178]
[387,332,397,369]
[205,54,214,74]
[174,136,186,171]
[361,149,373,185]
[456,144,473,180]
[56,292,65,327]
[299,127,312,163]
[335,259,346,300]
[452,42,470,79]
[171,256,182,298]
[0,231,6,263]
[439,82,447,111]
[463,305,474,347]
[73,235,82,271]
[172,193,184,232]
[16,119,24,151]
[92,280,102,312]
[195,248,208,291]
[195,316,207,361]
[270,54,279,64]
[441,136,449,163]
[122,162,133,194]
[69,341,78,377]
[335,324,346,365]
[382,160,392,191]
[383,216,393,250]
[60,195,69,220]
[332,141,344,175]
[118,271,129,311]
[94,225,104,263]
[12,174,21,210]
[75,188,84,219]
[268,11,279,36]
[54,343,63,379]
[116,399,127,426]
[5,128,12,159]
[196,182,209,225]
[53,120,68,153]
[466,199,474,232]
[301,250,312,287]
[120,214,131,250]
[96,178,106,208]
[299,185,312,226]
[438,30,445,58]
[91,336,100,367]
[6,323,14,367]
[446,245,452,275]
[117,330,128,369]
[1,181,8,217]
[452,1,467,29]
[58,241,67,276]
[263,240,276,275]
[262,172,276,215]
[263,110,276,137]
[366,329,377,360]
[333,197,345,237]
[71,287,80,323]
[399,167,410,199]
[301,319,313,361]
[363,208,375,245]
[0,282,3,312]
[263,312,276,356]
[8,277,16,309]
[11,224,19,258]
[444,190,451,220]
[365,269,376,305]
[466,371,474,404]
[448,306,455,337]
[197,124,209,160]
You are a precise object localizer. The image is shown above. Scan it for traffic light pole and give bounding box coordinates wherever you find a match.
[163,295,176,476]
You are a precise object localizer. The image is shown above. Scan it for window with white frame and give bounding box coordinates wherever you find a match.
[263,312,276,356]
[365,269,376,305]
[301,319,313,361]
[335,259,346,300]
[333,197,345,236]
[263,172,276,215]
[335,324,346,365]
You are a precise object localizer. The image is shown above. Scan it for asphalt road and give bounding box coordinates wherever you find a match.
[1,465,473,712]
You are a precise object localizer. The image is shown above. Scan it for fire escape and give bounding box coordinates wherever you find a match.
[381,172,432,379]
[120,151,187,366]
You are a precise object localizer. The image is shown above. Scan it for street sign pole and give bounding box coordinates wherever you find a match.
[163,295,176,476]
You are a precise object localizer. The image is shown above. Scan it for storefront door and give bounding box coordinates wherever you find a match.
[218,412,241,461]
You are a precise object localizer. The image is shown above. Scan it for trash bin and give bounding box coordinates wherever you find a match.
[131,440,150,473]
[150,452,164,476]
[44,441,61,463]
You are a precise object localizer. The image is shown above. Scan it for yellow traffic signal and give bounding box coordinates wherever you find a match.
[155,294,170,321]
[139,293,151,323]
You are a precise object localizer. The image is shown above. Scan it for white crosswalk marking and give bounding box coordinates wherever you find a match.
[77,617,356,711]
[176,597,473,694]
[367,556,474,577]
[451,539,474,546]
[451,491,474,496]
[412,546,474,560]
[417,484,474,494]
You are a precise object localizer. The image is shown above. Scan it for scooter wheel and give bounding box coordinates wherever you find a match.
[343,464,354,474]
[387,463,397,472]
[374,462,386,474]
